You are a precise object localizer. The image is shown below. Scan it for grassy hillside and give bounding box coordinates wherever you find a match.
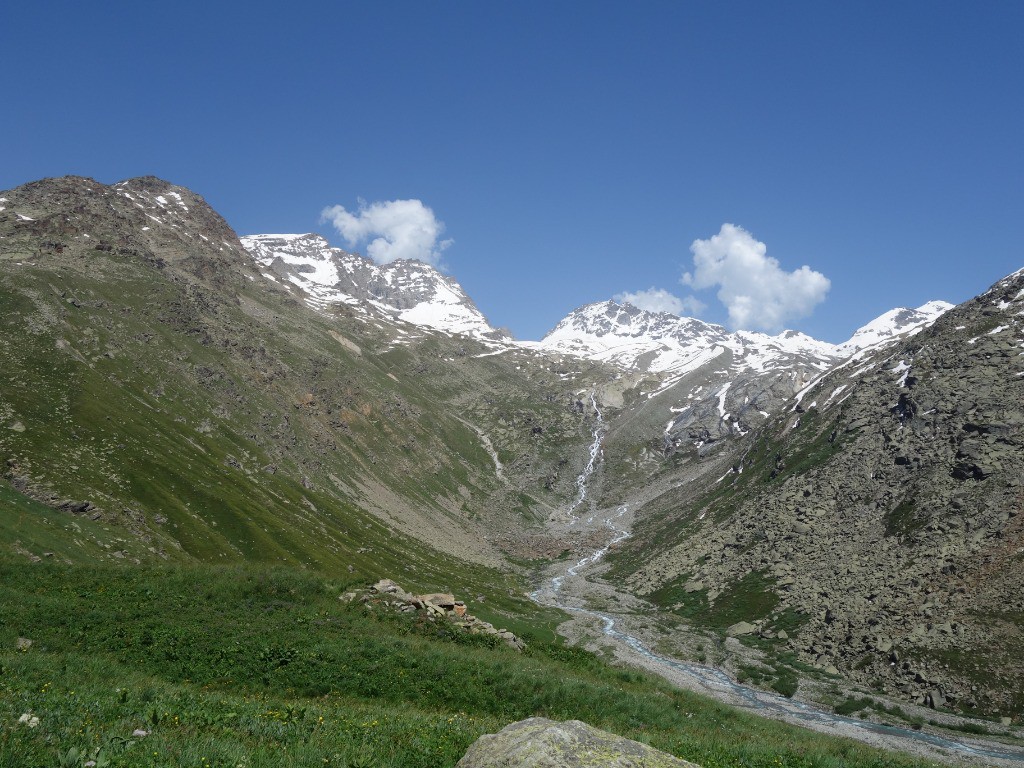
[0,560,940,768]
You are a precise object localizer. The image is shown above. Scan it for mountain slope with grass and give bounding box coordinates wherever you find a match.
[0,175,612,587]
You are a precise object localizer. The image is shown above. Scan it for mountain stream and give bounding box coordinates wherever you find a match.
[529,393,1024,765]
[564,394,605,523]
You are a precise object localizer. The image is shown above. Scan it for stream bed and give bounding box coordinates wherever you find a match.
[529,395,1024,764]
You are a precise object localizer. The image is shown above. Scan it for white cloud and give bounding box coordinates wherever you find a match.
[614,287,706,316]
[321,199,452,266]
[683,223,830,332]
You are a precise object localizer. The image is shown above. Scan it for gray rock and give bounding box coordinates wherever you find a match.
[370,578,401,594]
[456,717,701,767]
[726,621,756,636]
[420,592,457,609]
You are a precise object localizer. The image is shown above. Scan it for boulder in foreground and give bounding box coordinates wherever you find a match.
[456,717,701,767]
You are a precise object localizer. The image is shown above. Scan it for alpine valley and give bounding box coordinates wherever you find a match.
[2,176,1022,768]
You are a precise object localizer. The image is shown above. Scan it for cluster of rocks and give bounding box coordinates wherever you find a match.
[4,459,104,520]
[342,579,526,651]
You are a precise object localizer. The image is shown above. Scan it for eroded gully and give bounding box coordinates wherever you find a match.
[528,393,1024,765]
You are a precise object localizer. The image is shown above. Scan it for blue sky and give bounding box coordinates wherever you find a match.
[3,2,1022,342]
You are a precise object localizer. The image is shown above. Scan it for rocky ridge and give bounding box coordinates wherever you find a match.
[835,300,954,357]
[615,267,1024,716]
[0,175,259,286]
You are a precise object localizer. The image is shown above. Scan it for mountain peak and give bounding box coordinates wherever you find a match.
[0,175,250,281]
[240,233,509,341]
[547,300,724,342]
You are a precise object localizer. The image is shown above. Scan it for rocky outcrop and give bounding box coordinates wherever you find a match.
[456,717,701,767]
[342,579,526,650]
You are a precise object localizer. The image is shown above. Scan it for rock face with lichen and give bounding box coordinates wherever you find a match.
[456,717,701,768]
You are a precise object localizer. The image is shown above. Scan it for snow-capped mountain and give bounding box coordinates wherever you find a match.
[538,298,954,451]
[539,300,839,380]
[240,233,509,341]
[836,300,954,357]
[539,298,955,377]
[536,301,841,447]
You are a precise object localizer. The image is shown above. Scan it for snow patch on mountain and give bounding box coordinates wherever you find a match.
[240,233,508,341]
[836,300,953,357]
